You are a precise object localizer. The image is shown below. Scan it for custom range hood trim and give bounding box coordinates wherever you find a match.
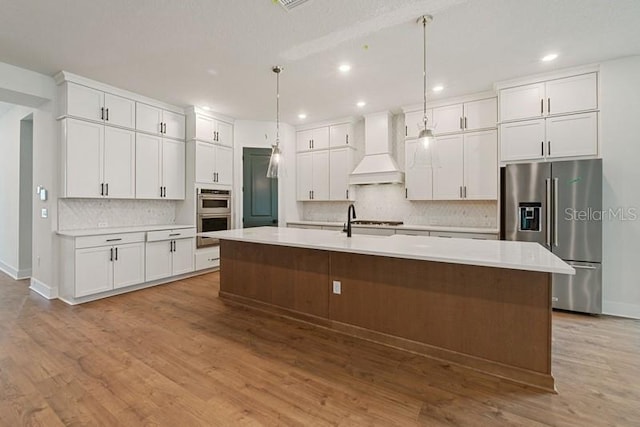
[349,111,404,185]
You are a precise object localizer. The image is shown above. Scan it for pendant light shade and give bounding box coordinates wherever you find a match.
[267,66,284,178]
[413,15,439,169]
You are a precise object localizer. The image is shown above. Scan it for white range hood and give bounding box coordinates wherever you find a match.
[349,111,404,185]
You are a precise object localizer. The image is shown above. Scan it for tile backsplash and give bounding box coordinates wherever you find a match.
[58,199,178,230]
[302,184,497,228]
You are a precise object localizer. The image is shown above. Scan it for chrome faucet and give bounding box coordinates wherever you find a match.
[344,204,357,237]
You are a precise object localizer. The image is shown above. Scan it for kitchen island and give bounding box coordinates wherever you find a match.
[203,227,574,392]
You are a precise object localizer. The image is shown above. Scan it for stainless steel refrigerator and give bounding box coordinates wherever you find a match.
[503,159,602,314]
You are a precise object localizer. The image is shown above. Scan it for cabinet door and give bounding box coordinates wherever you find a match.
[195,115,214,142]
[311,127,329,150]
[297,130,313,151]
[433,104,464,135]
[500,83,545,121]
[135,133,163,199]
[104,93,136,129]
[163,110,185,140]
[103,127,135,199]
[329,123,351,147]
[215,145,233,185]
[405,139,433,200]
[296,152,313,200]
[500,119,545,162]
[162,139,185,200]
[195,141,216,184]
[329,148,353,200]
[546,73,597,116]
[172,238,195,276]
[464,98,497,131]
[112,243,145,289]
[546,112,598,159]
[145,240,173,281]
[311,150,330,200]
[216,121,233,147]
[464,130,497,200]
[136,103,163,135]
[405,110,433,138]
[432,134,464,200]
[64,118,103,198]
[66,82,104,122]
[75,246,113,297]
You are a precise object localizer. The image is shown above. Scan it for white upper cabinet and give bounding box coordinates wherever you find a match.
[329,148,355,200]
[297,152,313,201]
[136,103,185,140]
[296,150,329,201]
[329,123,352,148]
[162,139,186,199]
[546,112,598,159]
[195,115,214,141]
[189,113,233,146]
[463,98,497,131]
[215,145,233,185]
[194,142,232,185]
[433,104,464,135]
[463,130,498,200]
[432,134,464,200]
[500,119,546,162]
[62,118,135,199]
[216,120,233,147]
[296,127,329,151]
[404,139,433,200]
[64,82,135,129]
[404,110,433,138]
[135,134,185,200]
[500,73,597,122]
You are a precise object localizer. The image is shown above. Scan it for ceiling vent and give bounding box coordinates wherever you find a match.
[277,0,311,11]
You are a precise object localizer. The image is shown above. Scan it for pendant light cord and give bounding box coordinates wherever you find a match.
[276,68,280,144]
[422,16,428,131]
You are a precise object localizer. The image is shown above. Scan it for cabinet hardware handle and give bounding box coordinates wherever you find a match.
[164,123,167,134]
[101,183,104,196]
[405,188,408,199]
[170,241,173,252]
[105,183,109,196]
[464,117,467,129]
[346,134,349,144]
[110,248,113,261]
[312,139,314,149]
[346,189,349,199]
[553,177,559,247]
[106,238,122,242]
[464,186,467,198]
[308,190,311,200]
[115,247,118,261]
[545,178,551,247]
[101,107,105,120]
[459,186,463,198]
[541,99,544,115]
[173,240,177,252]
[160,122,163,134]
[105,108,109,121]
[548,141,551,156]
[405,125,408,136]
[541,141,544,156]
[460,117,463,130]
[169,233,181,237]
[548,98,551,114]
[160,186,163,197]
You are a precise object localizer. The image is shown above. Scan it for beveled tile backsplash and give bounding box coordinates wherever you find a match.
[58,199,177,230]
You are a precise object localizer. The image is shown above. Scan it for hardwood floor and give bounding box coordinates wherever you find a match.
[1,271,639,426]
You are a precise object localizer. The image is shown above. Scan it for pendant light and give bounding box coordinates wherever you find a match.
[413,15,439,169]
[267,66,284,178]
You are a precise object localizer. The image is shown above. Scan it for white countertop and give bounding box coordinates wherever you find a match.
[57,224,195,237]
[203,227,574,275]
[286,221,499,234]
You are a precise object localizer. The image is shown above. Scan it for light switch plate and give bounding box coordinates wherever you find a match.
[41,208,48,218]
[332,280,341,295]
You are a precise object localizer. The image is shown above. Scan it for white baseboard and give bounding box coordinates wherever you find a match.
[30,277,58,299]
[16,268,32,280]
[603,300,640,320]
[0,260,19,279]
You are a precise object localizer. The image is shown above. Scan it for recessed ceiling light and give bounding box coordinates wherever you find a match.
[356,101,366,108]
[338,64,352,73]
[202,106,211,111]
[298,113,307,119]
[432,85,444,92]
[541,53,558,62]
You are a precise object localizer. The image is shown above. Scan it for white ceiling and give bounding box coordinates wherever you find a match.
[1,0,639,124]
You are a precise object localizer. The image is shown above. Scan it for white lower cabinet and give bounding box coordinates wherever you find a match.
[195,246,220,270]
[145,229,195,281]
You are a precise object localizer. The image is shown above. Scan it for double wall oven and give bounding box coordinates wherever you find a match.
[197,189,231,248]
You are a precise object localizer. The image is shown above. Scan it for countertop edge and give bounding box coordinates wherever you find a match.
[57,224,196,237]
[286,221,499,234]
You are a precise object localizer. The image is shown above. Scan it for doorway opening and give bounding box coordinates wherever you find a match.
[19,114,33,278]
[242,147,278,228]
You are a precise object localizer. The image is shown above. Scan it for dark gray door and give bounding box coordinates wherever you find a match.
[551,159,602,262]
[243,148,278,228]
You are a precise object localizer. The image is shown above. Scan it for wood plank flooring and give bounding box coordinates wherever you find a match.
[0,271,639,426]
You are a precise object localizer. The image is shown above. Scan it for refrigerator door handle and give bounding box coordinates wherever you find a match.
[573,264,598,270]
[545,178,552,248]
[553,177,559,247]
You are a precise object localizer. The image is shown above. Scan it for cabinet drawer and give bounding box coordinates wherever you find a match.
[352,227,395,236]
[76,232,145,249]
[395,229,430,236]
[430,231,498,240]
[195,247,220,270]
[146,228,196,242]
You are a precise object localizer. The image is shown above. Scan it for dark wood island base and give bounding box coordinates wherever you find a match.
[219,240,555,392]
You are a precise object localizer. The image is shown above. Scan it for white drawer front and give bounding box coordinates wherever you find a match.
[195,247,220,270]
[76,232,145,249]
[147,228,196,242]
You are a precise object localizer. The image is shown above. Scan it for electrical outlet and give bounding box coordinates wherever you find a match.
[332,280,341,295]
[98,222,108,228]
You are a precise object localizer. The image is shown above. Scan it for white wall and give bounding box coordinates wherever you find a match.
[600,55,640,319]
[0,61,57,296]
[233,120,300,228]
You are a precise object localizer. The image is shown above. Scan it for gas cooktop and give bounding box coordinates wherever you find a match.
[350,220,404,226]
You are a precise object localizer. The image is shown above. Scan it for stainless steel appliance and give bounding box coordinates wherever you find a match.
[197,189,231,248]
[503,159,602,314]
